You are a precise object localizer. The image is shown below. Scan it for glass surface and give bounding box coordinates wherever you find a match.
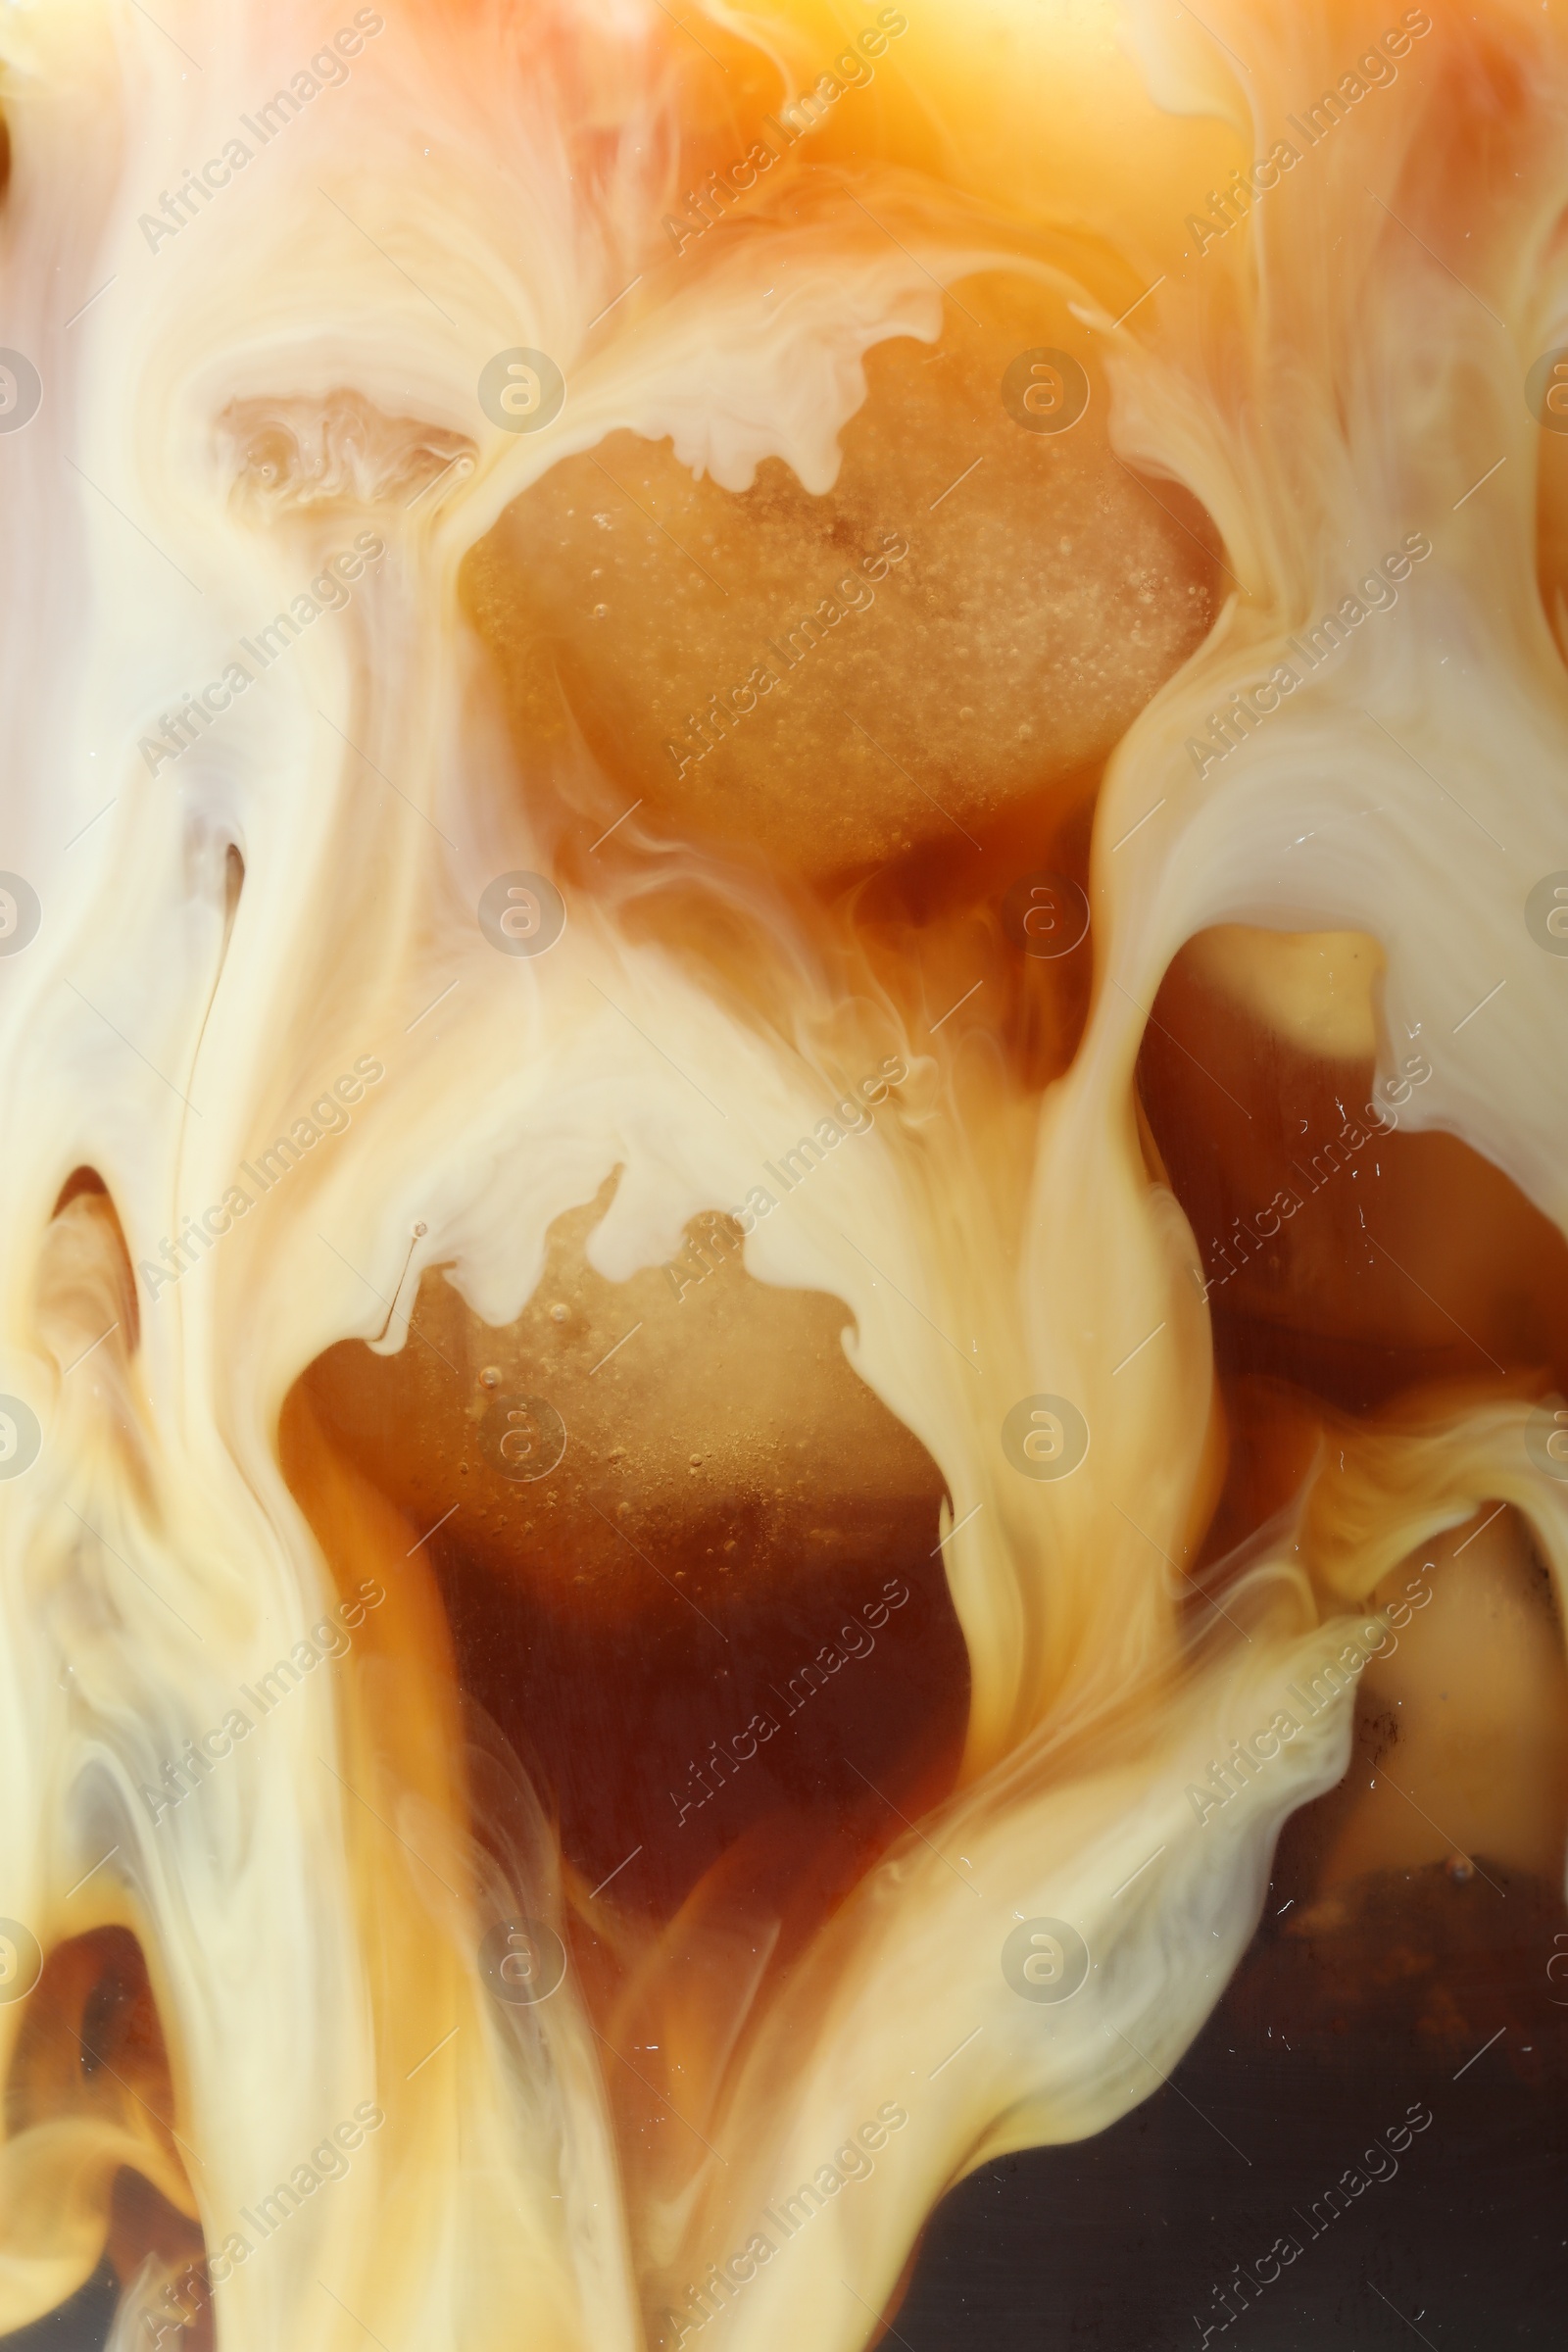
[1,3,1565,2347]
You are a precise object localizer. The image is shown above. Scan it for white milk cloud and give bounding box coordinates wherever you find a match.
[0,4,1564,2350]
